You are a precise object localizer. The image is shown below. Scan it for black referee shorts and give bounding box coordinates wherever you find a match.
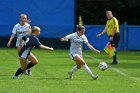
[109,33,120,48]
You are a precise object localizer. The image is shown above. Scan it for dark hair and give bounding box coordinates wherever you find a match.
[106,10,114,14]
[76,25,85,31]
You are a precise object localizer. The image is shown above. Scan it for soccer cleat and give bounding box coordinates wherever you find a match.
[68,72,73,79]
[111,61,118,65]
[27,69,32,76]
[92,75,98,80]
[13,75,19,79]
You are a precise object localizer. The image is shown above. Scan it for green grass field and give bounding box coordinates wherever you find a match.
[0,48,140,93]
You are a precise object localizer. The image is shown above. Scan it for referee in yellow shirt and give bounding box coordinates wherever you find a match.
[97,10,120,64]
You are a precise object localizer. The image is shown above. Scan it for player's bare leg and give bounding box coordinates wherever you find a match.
[26,53,38,76]
[17,46,32,75]
[73,55,98,80]
[13,58,27,79]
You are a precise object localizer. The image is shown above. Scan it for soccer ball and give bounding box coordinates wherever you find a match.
[99,62,108,71]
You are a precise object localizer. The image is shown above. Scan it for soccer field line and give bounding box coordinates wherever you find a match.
[84,54,140,82]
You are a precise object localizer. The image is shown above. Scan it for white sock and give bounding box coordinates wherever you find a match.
[70,65,77,74]
[83,65,95,77]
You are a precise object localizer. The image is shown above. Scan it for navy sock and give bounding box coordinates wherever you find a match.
[15,68,23,76]
[26,62,34,69]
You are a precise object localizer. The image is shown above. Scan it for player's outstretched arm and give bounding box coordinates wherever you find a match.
[96,29,107,37]
[39,45,53,51]
[85,42,100,54]
[7,34,15,47]
[60,37,69,42]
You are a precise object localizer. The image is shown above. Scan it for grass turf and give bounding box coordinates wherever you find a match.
[0,48,140,93]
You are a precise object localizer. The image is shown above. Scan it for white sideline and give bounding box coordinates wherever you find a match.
[84,54,140,82]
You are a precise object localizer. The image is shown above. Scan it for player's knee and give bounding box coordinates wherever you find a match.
[21,66,27,70]
[34,61,39,65]
[30,61,39,65]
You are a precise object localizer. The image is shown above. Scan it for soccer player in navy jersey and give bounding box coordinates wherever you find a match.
[13,26,53,79]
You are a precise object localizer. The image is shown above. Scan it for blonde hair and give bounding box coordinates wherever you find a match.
[20,14,27,18]
[31,26,40,33]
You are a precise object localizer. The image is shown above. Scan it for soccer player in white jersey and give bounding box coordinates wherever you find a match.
[61,25,100,80]
[7,14,31,50]
[7,14,32,75]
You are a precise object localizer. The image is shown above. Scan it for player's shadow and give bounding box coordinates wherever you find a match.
[47,63,74,67]
[41,77,71,80]
[110,62,140,69]
[86,62,140,69]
